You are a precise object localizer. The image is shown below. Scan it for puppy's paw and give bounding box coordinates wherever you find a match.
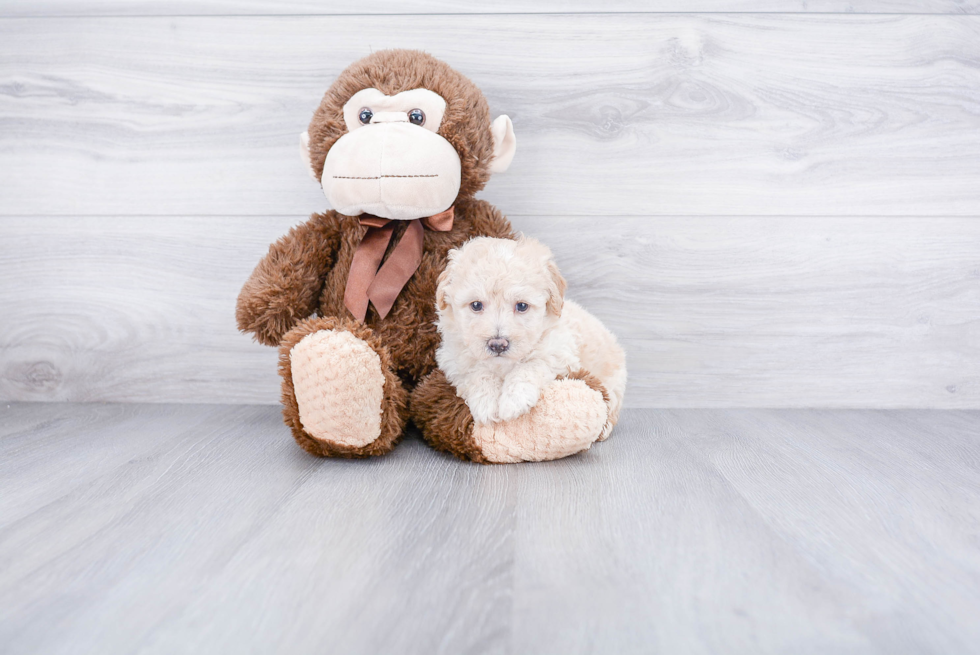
[465,388,500,425]
[496,381,541,422]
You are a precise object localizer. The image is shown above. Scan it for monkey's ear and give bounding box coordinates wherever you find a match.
[545,259,567,318]
[489,115,517,174]
[300,131,318,182]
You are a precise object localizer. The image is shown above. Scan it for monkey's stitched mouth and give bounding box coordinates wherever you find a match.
[332,174,439,180]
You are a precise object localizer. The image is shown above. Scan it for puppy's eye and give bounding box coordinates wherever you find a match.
[408,108,425,126]
[515,302,529,313]
[470,301,483,312]
[358,108,373,124]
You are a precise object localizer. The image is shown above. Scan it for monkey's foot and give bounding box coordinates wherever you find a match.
[473,375,608,463]
[411,370,608,464]
[279,317,406,458]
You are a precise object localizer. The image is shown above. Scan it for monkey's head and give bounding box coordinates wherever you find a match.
[301,50,517,221]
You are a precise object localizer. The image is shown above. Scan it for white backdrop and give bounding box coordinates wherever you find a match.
[1,2,979,407]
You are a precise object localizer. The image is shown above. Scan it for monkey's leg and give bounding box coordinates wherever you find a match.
[279,317,407,457]
[411,369,608,464]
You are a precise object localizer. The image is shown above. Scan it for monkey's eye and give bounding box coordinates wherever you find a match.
[470,301,483,312]
[358,108,373,125]
[408,108,425,126]
[515,302,529,313]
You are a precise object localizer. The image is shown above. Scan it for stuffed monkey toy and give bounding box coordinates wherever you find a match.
[236,50,610,463]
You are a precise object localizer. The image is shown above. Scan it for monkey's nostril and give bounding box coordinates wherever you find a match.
[487,337,510,355]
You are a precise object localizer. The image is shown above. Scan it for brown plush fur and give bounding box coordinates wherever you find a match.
[236,216,342,347]
[236,50,515,457]
[410,369,489,463]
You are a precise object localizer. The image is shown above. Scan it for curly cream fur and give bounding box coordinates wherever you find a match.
[435,237,626,436]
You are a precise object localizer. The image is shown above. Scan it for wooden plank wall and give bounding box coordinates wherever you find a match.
[1,3,978,408]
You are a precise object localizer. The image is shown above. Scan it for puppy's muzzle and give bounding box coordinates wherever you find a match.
[487,337,510,356]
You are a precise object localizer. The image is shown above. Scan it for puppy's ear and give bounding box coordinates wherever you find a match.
[436,267,452,312]
[438,247,464,312]
[545,259,567,317]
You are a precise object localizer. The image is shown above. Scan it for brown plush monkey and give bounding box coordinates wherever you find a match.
[237,50,610,463]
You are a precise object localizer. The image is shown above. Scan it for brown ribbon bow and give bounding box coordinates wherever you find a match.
[344,206,455,322]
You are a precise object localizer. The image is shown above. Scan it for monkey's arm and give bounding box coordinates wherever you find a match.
[236,212,343,346]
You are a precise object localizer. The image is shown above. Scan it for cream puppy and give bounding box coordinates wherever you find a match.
[435,236,626,437]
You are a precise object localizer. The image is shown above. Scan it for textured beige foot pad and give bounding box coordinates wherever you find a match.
[472,378,608,463]
[290,330,385,447]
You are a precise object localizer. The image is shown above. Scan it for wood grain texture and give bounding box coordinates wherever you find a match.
[0,402,515,655]
[3,1,980,16]
[1,215,978,408]
[510,407,980,653]
[0,216,285,405]
[2,14,979,217]
[2,402,979,653]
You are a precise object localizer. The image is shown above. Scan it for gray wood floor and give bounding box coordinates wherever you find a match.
[2,403,979,654]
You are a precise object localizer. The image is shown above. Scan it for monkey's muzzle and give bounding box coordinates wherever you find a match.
[323,121,462,221]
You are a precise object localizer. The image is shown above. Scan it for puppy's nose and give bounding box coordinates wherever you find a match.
[487,337,510,355]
